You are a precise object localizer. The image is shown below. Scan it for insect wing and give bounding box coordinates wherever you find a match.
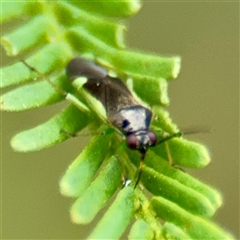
[83,76,138,118]
[104,77,138,116]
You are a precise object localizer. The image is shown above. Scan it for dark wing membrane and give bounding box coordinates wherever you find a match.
[83,76,138,117]
[83,77,107,108]
[66,58,107,80]
[105,76,138,117]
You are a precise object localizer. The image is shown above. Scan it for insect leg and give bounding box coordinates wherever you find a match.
[134,150,146,188]
[153,131,182,166]
[164,141,174,166]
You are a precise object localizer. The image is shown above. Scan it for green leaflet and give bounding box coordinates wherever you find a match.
[11,105,88,152]
[1,15,54,56]
[1,61,37,88]
[128,219,155,240]
[127,75,170,106]
[145,150,222,210]
[151,106,179,133]
[59,133,113,197]
[87,186,135,240]
[1,75,68,111]
[68,0,141,18]
[142,166,216,217]
[1,42,73,88]
[70,156,122,224]
[162,222,192,240]
[151,196,235,240]
[54,2,126,48]
[66,27,181,80]
[24,42,73,74]
[152,137,211,168]
[1,2,43,23]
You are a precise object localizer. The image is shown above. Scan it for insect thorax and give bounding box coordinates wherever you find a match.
[110,105,152,136]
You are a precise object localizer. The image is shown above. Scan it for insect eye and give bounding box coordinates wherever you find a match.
[126,134,139,149]
[147,131,157,146]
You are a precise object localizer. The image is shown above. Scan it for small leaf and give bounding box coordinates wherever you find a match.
[153,137,211,168]
[151,106,179,133]
[71,156,122,224]
[128,219,154,240]
[1,75,69,112]
[66,27,181,80]
[141,166,216,217]
[59,133,113,197]
[127,75,169,106]
[87,186,135,240]
[11,105,88,152]
[1,62,37,88]
[151,196,235,240]
[145,150,222,210]
[1,15,52,56]
[69,0,142,18]
[54,2,126,48]
[1,42,73,89]
[24,42,73,74]
[1,2,43,23]
[162,222,191,240]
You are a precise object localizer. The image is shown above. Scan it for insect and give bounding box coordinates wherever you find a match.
[23,57,181,187]
[66,58,181,187]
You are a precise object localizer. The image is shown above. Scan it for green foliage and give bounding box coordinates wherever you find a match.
[0,1,235,239]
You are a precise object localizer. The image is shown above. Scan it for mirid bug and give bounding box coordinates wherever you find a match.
[22,57,181,187]
[66,58,181,187]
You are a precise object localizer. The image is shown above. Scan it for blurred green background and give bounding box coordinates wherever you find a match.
[1,2,239,239]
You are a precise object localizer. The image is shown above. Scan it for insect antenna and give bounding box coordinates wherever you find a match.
[21,60,90,114]
[157,131,182,145]
[21,60,68,97]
